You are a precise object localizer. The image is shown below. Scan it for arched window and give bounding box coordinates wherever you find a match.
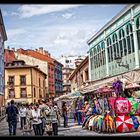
[93,46,97,69]
[126,23,134,54]
[97,45,100,52]
[136,17,140,50]
[97,45,101,67]
[101,42,105,50]
[101,42,105,65]
[94,55,97,68]
[93,47,97,55]
[107,37,113,62]
[119,29,126,57]
[90,50,93,57]
[112,33,119,58]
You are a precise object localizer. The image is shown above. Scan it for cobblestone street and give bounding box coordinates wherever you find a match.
[0,117,140,136]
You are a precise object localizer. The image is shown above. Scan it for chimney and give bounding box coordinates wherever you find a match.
[7,46,10,50]
[12,48,15,51]
[43,50,46,55]
[44,50,48,56]
[39,47,43,54]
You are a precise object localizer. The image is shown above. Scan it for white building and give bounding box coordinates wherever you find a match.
[58,55,86,69]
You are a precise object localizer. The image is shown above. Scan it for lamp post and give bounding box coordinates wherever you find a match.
[115,56,129,70]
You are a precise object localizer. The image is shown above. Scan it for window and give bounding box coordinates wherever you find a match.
[20,75,26,86]
[9,89,15,98]
[39,78,40,86]
[90,50,93,57]
[107,37,113,62]
[20,88,27,98]
[8,76,14,86]
[119,29,125,57]
[65,60,69,63]
[34,88,36,97]
[136,17,140,50]
[112,33,119,58]
[39,89,42,98]
[126,23,134,54]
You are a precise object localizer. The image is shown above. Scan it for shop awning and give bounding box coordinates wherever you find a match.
[54,91,82,101]
[125,83,140,89]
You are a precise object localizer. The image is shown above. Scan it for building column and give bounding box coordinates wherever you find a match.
[131,8,140,69]
[104,31,109,76]
[88,53,91,81]
[83,71,86,83]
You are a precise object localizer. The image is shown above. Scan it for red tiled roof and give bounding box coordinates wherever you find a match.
[4,49,17,63]
[16,49,55,65]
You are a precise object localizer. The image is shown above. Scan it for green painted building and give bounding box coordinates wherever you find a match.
[88,4,140,81]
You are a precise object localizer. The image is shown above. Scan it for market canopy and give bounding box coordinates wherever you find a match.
[95,86,114,94]
[125,83,140,89]
[54,91,82,101]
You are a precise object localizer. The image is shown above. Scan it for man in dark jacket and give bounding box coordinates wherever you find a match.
[6,100,19,135]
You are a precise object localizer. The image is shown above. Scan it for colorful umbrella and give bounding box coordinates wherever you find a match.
[125,83,140,89]
[116,115,133,133]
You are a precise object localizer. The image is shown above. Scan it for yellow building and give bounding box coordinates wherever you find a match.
[4,60,47,105]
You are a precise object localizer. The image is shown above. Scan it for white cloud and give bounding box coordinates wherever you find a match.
[5,18,108,58]
[2,10,8,16]
[62,13,73,19]
[16,5,81,18]
[11,12,20,16]
[7,28,27,36]
[98,4,113,7]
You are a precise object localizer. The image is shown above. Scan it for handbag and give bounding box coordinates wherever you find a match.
[45,123,53,132]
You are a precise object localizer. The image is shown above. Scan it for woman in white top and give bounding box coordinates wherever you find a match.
[19,104,27,130]
[31,104,42,135]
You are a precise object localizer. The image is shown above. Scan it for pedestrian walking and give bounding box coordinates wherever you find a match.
[6,100,19,135]
[50,100,59,135]
[75,97,82,125]
[39,99,48,135]
[31,104,42,136]
[19,104,27,130]
[62,102,70,128]
[54,102,61,127]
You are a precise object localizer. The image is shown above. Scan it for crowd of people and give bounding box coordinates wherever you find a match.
[5,99,62,136]
[5,96,96,136]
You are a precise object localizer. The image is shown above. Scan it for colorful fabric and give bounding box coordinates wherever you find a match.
[108,97,116,110]
[98,99,104,115]
[126,98,138,115]
[115,97,131,115]
[104,114,113,129]
[97,115,104,131]
[95,100,102,115]
[104,98,109,111]
[138,103,140,114]
[130,116,139,130]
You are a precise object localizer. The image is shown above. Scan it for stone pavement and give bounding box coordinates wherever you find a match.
[1,117,140,136]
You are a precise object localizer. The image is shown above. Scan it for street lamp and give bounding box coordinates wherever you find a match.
[115,56,129,70]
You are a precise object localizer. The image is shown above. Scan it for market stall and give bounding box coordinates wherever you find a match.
[82,80,140,134]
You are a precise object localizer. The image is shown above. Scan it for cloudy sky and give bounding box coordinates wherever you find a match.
[0,4,126,59]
